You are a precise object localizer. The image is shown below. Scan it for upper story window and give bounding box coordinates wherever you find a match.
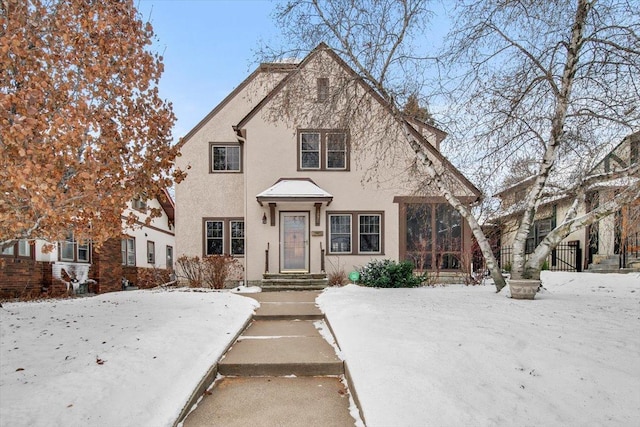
[211,143,241,172]
[298,129,349,171]
[132,197,147,211]
[317,77,329,102]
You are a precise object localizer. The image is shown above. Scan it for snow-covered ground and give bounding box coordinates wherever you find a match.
[318,271,640,426]
[0,289,257,427]
[2,273,638,427]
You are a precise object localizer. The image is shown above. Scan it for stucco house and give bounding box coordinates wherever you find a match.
[175,43,481,287]
[0,190,176,297]
[493,131,639,273]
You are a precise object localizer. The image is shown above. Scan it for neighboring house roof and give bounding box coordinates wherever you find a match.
[256,178,333,206]
[590,130,639,173]
[158,188,175,224]
[234,42,482,200]
[494,176,537,199]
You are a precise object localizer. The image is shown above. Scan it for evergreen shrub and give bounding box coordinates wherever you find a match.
[357,259,425,288]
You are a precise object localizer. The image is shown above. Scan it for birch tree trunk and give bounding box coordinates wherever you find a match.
[510,0,592,279]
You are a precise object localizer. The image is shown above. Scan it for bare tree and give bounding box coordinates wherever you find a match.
[265,0,507,289]
[440,0,640,278]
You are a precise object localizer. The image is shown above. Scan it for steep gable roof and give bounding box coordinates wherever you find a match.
[177,62,296,149]
[234,42,481,199]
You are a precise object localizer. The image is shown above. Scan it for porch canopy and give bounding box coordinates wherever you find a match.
[256,178,333,226]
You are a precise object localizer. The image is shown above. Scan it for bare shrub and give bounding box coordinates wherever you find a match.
[175,255,203,287]
[327,269,347,286]
[201,255,243,290]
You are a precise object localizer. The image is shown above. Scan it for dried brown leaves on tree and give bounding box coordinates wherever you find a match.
[0,0,183,247]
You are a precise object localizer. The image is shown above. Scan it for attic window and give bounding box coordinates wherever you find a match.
[317,78,329,102]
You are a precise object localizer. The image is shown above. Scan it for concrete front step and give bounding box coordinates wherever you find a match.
[263,273,327,280]
[182,376,354,427]
[261,283,328,291]
[218,336,344,376]
[253,302,324,320]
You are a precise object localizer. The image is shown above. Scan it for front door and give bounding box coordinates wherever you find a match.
[280,212,309,272]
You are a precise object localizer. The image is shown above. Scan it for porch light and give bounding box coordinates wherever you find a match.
[262,213,267,224]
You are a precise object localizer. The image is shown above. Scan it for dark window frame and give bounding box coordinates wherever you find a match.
[1,240,34,260]
[326,211,384,255]
[202,217,245,257]
[401,203,464,271]
[147,241,156,265]
[317,77,329,102]
[297,129,350,172]
[210,142,242,173]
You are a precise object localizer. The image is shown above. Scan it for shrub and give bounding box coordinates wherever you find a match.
[202,255,243,289]
[357,259,425,288]
[175,255,243,289]
[176,255,203,287]
[327,269,347,286]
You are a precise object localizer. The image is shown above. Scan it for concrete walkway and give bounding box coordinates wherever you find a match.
[182,291,358,427]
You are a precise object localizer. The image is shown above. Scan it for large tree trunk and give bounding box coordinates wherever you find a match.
[510,0,591,279]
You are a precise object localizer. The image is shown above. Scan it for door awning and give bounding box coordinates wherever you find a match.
[256,178,333,206]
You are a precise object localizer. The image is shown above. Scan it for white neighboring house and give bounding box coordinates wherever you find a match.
[122,190,176,272]
[0,190,175,297]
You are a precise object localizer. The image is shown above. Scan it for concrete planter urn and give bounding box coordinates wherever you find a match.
[508,279,540,300]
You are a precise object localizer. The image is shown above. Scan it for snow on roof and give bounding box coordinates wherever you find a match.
[256,178,333,205]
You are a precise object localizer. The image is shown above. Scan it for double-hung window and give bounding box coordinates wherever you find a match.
[211,144,241,172]
[329,215,351,254]
[1,240,31,258]
[166,246,174,270]
[359,214,381,253]
[230,220,245,256]
[327,133,347,169]
[121,238,136,266]
[59,234,90,263]
[327,212,383,255]
[204,218,245,256]
[298,130,349,171]
[300,133,321,169]
[205,220,224,255]
[147,241,156,264]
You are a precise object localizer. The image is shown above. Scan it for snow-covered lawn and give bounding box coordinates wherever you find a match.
[2,273,638,427]
[318,271,640,427]
[0,289,257,427]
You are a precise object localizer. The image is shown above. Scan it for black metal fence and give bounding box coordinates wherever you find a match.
[498,241,583,273]
[621,232,639,268]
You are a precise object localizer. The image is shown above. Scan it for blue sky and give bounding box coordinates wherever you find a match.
[136,0,451,143]
[137,0,282,141]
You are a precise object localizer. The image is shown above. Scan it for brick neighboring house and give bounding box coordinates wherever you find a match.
[175,43,481,287]
[0,190,175,298]
[493,131,639,273]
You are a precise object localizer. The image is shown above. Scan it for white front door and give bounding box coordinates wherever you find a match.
[280,212,309,272]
